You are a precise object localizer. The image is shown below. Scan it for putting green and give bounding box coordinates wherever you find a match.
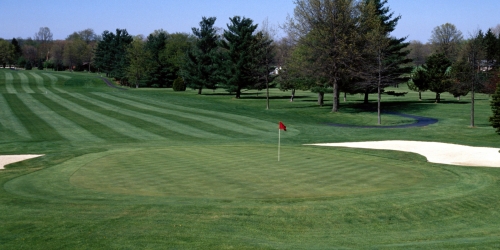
[6,145,425,200]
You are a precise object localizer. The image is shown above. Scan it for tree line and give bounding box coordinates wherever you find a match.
[1,0,499,130]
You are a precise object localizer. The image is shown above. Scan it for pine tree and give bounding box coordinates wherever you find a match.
[484,29,498,67]
[94,29,133,82]
[490,83,500,134]
[425,53,453,103]
[182,17,219,94]
[357,0,412,104]
[219,16,260,98]
[144,30,170,88]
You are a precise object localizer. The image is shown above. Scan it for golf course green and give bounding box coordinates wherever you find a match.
[0,69,499,249]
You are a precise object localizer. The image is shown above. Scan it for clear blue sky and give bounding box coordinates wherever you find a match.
[1,0,499,42]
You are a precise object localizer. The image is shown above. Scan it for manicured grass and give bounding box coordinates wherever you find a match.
[0,69,499,249]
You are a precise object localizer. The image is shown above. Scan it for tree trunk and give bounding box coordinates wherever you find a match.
[266,81,270,110]
[290,89,295,102]
[318,92,324,107]
[236,87,241,99]
[419,91,422,101]
[198,87,202,95]
[332,79,339,112]
[377,53,382,125]
[435,93,440,103]
[471,79,475,127]
[364,90,369,104]
[344,92,347,102]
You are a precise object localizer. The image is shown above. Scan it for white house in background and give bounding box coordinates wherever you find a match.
[480,60,496,71]
[270,66,282,75]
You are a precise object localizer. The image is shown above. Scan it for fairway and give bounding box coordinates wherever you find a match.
[1,69,500,249]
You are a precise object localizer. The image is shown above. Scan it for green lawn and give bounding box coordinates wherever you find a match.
[0,69,499,249]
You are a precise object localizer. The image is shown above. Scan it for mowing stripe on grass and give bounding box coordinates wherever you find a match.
[29,72,49,93]
[93,92,264,136]
[110,92,279,133]
[42,73,69,93]
[32,93,136,142]
[10,72,25,93]
[41,91,150,141]
[0,94,31,139]
[3,94,64,141]
[53,74,72,79]
[16,93,103,142]
[4,72,16,94]
[71,93,225,139]
[18,73,36,93]
[57,93,171,141]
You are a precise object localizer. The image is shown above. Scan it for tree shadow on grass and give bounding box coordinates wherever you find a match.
[201,92,309,100]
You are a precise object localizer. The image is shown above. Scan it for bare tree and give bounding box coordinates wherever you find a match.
[453,30,486,127]
[50,41,65,71]
[22,45,38,65]
[491,24,500,37]
[259,17,278,110]
[34,27,53,43]
[407,40,431,66]
[34,27,53,61]
[429,23,463,61]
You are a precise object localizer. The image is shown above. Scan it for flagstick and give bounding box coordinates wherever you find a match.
[278,128,281,162]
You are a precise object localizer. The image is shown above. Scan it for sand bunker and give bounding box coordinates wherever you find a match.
[0,155,44,170]
[308,141,500,168]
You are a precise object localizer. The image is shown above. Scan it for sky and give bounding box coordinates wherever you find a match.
[1,0,500,42]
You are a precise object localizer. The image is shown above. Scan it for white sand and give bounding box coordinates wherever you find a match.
[0,155,44,170]
[307,141,500,168]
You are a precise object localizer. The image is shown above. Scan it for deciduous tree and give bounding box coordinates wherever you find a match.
[254,19,276,109]
[162,33,192,87]
[126,35,149,88]
[452,31,486,127]
[0,39,14,68]
[285,0,360,112]
[430,23,463,61]
[64,38,87,71]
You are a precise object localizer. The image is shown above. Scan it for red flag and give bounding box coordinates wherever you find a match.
[279,121,286,131]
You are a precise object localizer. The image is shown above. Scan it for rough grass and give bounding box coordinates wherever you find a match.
[0,69,499,249]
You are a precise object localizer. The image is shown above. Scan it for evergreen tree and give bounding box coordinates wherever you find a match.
[11,38,22,65]
[182,17,220,94]
[408,66,429,101]
[219,16,260,98]
[94,29,133,83]
[357,0,412,104]
[425,53,453,103]
[145,30,169,87]
[490,83,500,134]
[484,29,498,67]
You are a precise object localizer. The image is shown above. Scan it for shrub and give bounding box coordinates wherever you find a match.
[490,83,500,134]
[37,59,44,70]
[25,62,32,70]
[173,77,186,91]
